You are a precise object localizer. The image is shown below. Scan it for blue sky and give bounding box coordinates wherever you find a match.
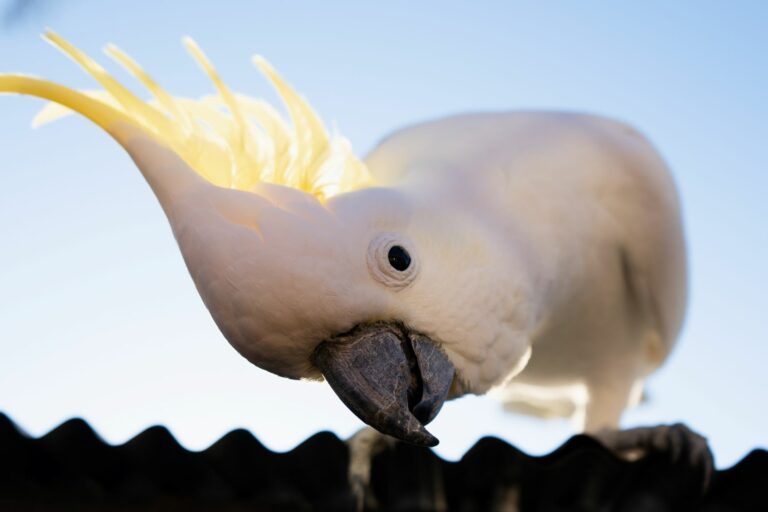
[0,1,765,468]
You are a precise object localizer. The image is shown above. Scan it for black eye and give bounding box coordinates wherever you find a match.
[387,245,411,271]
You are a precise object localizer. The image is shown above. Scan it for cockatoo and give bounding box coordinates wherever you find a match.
[1,33,700,462]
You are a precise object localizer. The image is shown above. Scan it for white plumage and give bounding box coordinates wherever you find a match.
[364,112,686,432]
[0,34,687,443]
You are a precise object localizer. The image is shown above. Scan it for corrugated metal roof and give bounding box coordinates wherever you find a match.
[0,413,765,511]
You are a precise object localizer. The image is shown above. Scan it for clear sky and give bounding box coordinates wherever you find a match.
[0,1,765,468]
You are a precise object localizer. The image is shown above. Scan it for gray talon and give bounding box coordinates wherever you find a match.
[595,423,714,491]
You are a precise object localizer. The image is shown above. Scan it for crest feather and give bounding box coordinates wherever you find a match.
[7,31,372,200]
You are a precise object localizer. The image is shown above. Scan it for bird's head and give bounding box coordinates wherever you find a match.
[162,162,535,446]
[1,32,533,446]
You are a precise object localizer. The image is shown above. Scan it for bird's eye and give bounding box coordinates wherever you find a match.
[368,233,419,290]
[388,245,411,271]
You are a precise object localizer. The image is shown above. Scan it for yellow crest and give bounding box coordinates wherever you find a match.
[6,31,372,200]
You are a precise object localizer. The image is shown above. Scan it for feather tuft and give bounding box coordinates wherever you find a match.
[2,31,372,199]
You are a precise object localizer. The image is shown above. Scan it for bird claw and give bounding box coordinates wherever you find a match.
[347,426,395,511]
[594,423,714,491]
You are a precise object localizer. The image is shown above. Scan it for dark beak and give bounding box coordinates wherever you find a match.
[312,322,455,447]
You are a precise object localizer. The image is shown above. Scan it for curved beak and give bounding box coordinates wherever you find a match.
[312,322,455,447]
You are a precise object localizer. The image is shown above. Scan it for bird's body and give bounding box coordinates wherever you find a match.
[0,34,687,444]
[364,112,686,432]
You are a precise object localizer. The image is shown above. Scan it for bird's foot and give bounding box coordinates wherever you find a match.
[347,426,395,511]
[594,423,714,490]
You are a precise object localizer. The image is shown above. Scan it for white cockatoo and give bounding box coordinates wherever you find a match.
[1,33,694,455]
